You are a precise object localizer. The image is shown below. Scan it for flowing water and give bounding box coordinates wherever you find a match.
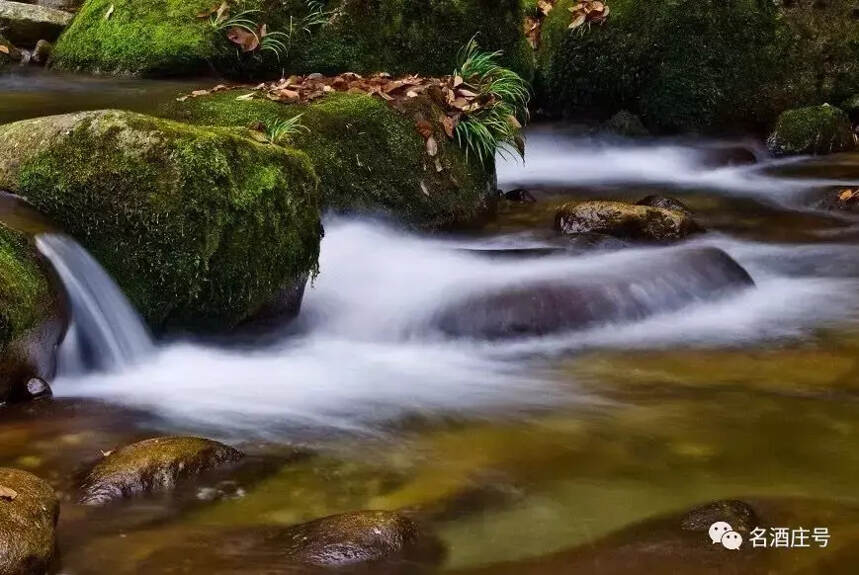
[3,78,859,573]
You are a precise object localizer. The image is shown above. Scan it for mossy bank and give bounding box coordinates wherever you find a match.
[0,110,322,332]
[537,0,859,133]
[0,222,65,401]
[51,0,532,79]
[168,91,496,229]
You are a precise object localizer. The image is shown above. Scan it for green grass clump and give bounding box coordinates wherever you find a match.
[453,36,530,165]
[168,91,495,229]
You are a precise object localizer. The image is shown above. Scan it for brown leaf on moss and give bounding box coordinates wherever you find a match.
[416,120,434,140]
[426,136,438,157]
[227,26,259,52]
[0,486,17,501]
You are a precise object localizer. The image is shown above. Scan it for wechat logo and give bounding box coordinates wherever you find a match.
[709,521,743,550]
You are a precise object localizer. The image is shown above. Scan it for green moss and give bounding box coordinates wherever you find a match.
[168,91,495,229]
[0,224,51,353]
[766,104,855,157]
[3,110,321,332]
[537,0,859,133]
[52,0,228,75]
[53,0,531,79]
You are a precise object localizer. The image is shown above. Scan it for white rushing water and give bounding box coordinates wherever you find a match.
[36,234,154,375]
[497,126,859,199]
[48,219,859,436]
[40,135,859,436]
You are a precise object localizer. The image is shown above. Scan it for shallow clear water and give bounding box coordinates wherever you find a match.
[2,78,859,572]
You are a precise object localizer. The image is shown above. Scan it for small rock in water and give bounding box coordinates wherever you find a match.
[195,480,246,502]
[79,436,244,505]
[501,188,537,203]
[680,499,759,535]
[555,200,700,241]
[635,194,693,216]
[30,38,51,64]
[25,378,51,400]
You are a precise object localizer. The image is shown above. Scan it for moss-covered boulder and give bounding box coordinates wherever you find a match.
[0,223,65,404]
[767,104,855,157]
[52,0,531,79]
[554,200,699,241]
[0,0,72,47]
[0,110,322,332]
[79,436,243,505]
[537,0,859,133]
[168,91,496,229]
[0,468,60,575]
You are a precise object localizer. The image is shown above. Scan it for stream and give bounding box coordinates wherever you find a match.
[2,73,859,573]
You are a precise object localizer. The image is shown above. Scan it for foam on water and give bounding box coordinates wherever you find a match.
[497,127,859,199]
[52,219,859,436]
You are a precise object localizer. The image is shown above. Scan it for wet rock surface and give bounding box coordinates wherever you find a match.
[436,247,754,339]
[554,200,700,241]
[0,467,59,575]
[79,437,244,505]
[636,195,693,216]
[0,0,72,47]
[134,511,445,574]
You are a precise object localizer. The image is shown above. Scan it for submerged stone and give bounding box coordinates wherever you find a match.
[554,200,699,241]
[0,467,59,575]
[435,246,753,340]
[0,0,72,47]
[767,104,855,157]
[79,436,244,505]
[0,109,322,332]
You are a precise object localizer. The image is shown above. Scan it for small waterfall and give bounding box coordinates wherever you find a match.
[36,234,154,374]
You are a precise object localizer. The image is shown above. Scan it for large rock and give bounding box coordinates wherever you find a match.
[0,110,322,332]
[554,200,699,241]
[79,436,243,505]
[52,0,531,79]
[0,468,59,575]
[767,104,856,157]
[435,247,753,339]
[537,0,859,133]
[0,222,65,404]
[0,0,72,47]
[168,92,496,229]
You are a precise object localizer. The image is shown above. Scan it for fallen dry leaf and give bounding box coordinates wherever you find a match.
[0,486,17,501]
[416,120,434,140]
[227,26,259,52]
[0,45,8,55]
[839,189,855,201]
[426,136,438,157]
[104,4,114,20]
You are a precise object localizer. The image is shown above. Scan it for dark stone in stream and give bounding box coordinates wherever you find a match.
[501,188,537,203]
[0,467,59,575]
[29,38,51,64]
[79,436,244,505]
[696,145,758,169]
[138,510,445,574]
[635,195,693,216]
[815,187,859,213]
[435,247,754,340]
[680,499,759,535]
